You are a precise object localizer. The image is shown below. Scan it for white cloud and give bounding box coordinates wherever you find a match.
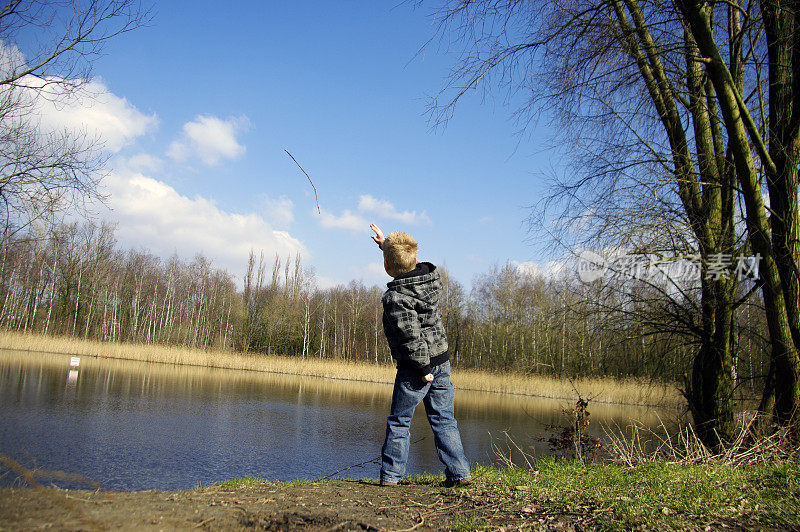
[319,195,431,234]
[512,259,568,280]
[103,168,306,278]
[119,153,164,173]
[261,194,295,226]
[0,40,26,77]
[358,194,431,225]
[366,261,388,278]
[2,41,157,152]
[33,79,158,152]
[314,275,344,290]
[347,261,389,287]
[319,208,369,232]
[466,254,488,265]
[168,114,248,166]
[478,216,493,224]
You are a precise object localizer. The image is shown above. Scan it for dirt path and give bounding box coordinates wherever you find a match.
[0,480,582,531]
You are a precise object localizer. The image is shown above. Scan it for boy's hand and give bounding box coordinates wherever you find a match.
[423,373,433,382]
[370,224,385,249]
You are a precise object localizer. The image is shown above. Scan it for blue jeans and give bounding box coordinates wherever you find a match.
[380,361,470,483]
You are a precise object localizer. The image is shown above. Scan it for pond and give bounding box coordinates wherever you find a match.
[0,349,673,491]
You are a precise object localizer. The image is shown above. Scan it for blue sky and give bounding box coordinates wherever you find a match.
[16,1,563,289]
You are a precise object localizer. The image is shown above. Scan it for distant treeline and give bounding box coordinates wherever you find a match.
[0,221,769,390]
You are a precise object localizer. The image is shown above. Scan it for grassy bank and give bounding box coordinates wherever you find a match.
[0,330,681,406]
[207,458,800,530]
[408,459,800,530]
[2,459,795,530]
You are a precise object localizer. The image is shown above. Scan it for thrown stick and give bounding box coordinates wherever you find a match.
[284,149,321,214]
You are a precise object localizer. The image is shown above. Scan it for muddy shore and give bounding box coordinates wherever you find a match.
[0,479,582,531]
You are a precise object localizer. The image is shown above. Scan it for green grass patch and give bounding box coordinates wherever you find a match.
[216,476,267,489]
[451,513,489,531]
[407,460,800,530]
[217,476,329,489]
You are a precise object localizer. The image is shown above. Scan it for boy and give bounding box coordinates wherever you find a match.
[370,223,471,487]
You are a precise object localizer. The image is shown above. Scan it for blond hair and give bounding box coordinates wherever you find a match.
[383,231,418,277]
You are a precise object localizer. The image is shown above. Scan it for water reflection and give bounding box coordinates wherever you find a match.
[0,350,676,491]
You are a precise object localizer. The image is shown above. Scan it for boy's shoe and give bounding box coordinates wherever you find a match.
[443,477,472,488]
[380,479,399,486]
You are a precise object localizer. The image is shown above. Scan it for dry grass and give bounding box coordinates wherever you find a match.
[454,366,680,406]
[603,414,799,466]
[0,330,681,407]
[0,330,396,384]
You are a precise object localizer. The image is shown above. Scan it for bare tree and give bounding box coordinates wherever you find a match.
[0,0,149,242]
[420,0,798,446]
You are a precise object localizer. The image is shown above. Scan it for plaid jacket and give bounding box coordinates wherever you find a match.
[382,262,449,376]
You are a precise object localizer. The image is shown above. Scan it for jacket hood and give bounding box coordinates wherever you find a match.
[386,262,442,306]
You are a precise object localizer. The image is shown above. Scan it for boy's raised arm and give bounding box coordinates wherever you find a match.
[370,223,385,249]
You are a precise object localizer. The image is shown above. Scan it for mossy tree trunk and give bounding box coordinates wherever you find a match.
[611,0,741,449]
[679,0,800,434]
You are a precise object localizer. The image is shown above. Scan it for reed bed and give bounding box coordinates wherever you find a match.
[453,366,680,407]
[0,330,681,406]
